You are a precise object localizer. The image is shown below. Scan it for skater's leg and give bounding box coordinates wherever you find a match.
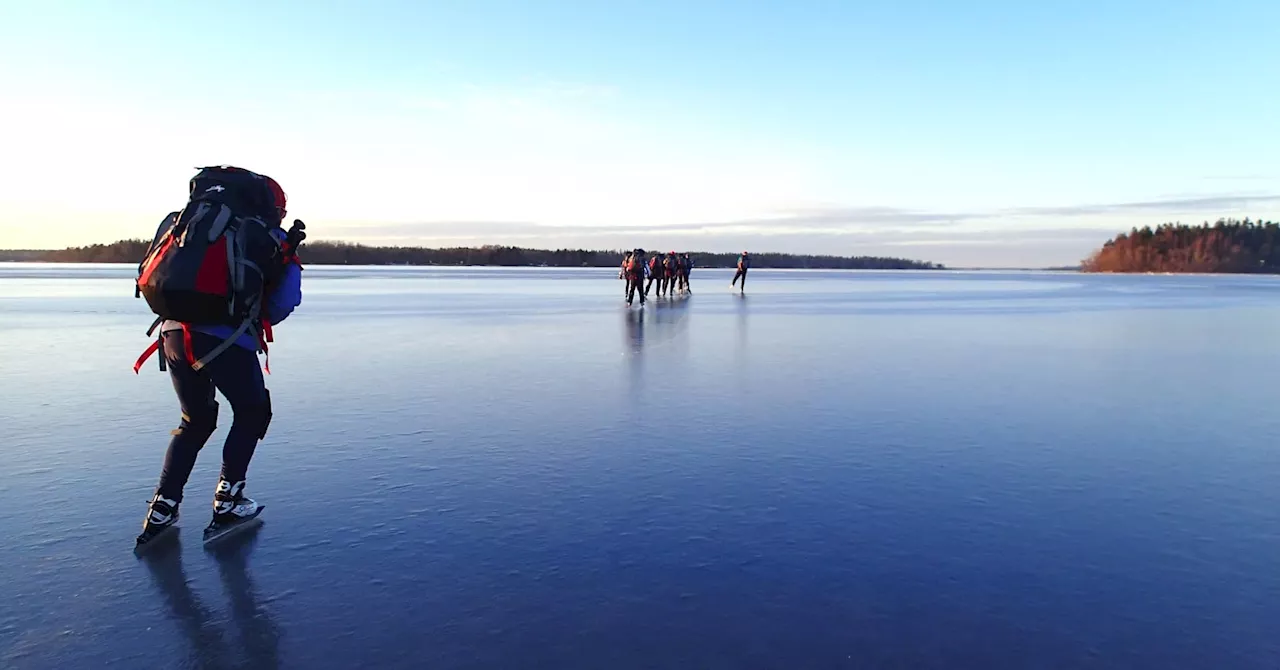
[198,335,270,486]
[156,331,219,503]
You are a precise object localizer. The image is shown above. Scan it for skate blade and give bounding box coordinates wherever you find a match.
[202,507,265,546]
[134,523,179,556]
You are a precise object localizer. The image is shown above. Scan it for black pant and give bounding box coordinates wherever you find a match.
[732,268,747,288]
[626,274,645,303]
[156,330,271,502]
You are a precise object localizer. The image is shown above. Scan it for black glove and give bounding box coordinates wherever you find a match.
[282,219,306,264]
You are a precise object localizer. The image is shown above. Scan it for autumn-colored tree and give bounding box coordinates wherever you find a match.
[1081,218,1280,273]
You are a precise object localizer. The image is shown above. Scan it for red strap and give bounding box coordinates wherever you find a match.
[256,317,273,375]
[133,340,161,374]
[260,333,272,375]
[182,324,196,367]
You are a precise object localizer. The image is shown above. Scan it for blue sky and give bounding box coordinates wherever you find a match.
[1,0,1277,266]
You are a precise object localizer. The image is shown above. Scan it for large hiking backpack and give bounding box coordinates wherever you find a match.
[134,166,287,372]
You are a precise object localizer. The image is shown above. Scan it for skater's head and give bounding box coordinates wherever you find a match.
[265,176,287,224]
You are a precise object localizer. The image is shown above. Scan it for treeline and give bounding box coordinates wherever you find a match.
[38,240,152,264]
[30,239,944,270]
[1082,218,1280,273]
[0,250,47,261]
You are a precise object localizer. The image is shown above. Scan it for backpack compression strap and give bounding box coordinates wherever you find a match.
[133,340,162,374]
[258,312,274,375]
[132,317,168,374]
[129,325,189,375]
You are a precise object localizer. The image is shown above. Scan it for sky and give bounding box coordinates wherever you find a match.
[1,1,1277,267]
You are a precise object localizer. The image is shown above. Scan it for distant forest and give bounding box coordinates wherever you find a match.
[0,250,45,261]
[27,239,944,270]
[1081,218,1280,273]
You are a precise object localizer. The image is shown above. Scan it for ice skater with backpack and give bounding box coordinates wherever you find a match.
[133,166,305,549]
[665,251,686,298]
[623,247,648,307]
[644,252,663,298]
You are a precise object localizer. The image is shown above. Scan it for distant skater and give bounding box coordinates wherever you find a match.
[671,251,686,294]
[133,166,304,548]
[655,252,669,297]
[663,251,678,297]
[645,252,663,297]
[620,250,634,300]
[731,251,749,292]
[625,247,647,306]
[681,253,693,293]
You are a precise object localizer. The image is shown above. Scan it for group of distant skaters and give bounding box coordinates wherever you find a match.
[618,249,750,306]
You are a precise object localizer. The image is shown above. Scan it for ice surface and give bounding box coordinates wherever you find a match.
[2,263,1279,668]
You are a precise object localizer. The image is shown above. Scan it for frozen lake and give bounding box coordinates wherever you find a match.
[2,263,1280,669]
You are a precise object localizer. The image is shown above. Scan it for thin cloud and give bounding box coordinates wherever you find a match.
[1003,193,1280,218]
[324,206,980,240]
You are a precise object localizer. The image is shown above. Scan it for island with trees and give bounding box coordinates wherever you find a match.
[18,239,944,270]
[1081,218,1280,273]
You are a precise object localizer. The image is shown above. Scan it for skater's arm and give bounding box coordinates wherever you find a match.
[265,262,302,325]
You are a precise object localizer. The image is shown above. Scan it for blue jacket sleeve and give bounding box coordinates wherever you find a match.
[266,262,302,325]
